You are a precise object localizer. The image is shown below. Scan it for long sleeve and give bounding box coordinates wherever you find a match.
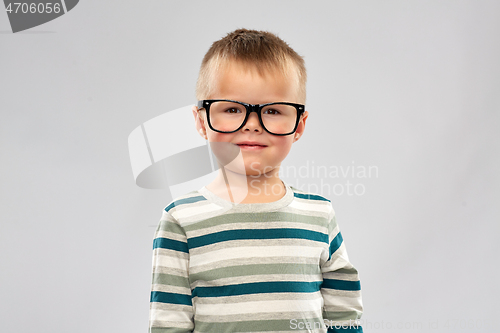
[149,209,194,333]
[320,208,363,333]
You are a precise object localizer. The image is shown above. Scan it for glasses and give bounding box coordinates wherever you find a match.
[197,99,305,136]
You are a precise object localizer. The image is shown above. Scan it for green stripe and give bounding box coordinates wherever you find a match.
[157,220,185,236]
[152,273,190,288]
[328,216,339,233]
[322,278,361,291]
[150,327,192,333]
[331,267,359,275]
[188,228,328,249]
[327,325,363,333]
[324,311,362,322]
[329,232,343,259]
[192,281,322,298]
[153,237,188,253]
[190,263,320,281]
[294,192,331,202]
[183,212,327,232]
[151,291,192,306]
[165,195,207,212]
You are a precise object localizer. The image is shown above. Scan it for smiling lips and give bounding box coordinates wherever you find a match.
[236,141,268,150]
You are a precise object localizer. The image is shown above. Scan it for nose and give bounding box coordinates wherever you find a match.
[242,111,263,133]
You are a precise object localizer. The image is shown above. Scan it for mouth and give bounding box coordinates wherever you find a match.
[235,142,268,150]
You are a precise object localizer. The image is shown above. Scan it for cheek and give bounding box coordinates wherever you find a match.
[207,132,240,168]
[207,130,232,142]
[273,137,294,155]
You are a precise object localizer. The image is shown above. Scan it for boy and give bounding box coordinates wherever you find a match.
[149,29,363,332]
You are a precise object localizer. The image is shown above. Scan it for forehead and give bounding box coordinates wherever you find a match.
[209,60,300,103]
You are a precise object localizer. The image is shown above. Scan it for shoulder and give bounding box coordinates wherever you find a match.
[288,184,335,220]
[160,189,210,223]
[163,190,207,214]
[289,185,331,203]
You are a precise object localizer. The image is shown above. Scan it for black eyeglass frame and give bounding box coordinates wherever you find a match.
[197,99,305,136]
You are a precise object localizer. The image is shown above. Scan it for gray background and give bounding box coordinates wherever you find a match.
[1,0,498,332]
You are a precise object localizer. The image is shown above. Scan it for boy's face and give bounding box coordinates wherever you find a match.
[193,61,308,177]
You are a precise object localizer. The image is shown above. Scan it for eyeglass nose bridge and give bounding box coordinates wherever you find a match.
[246,104,261,114]
[241,104,265,130]
[243,104,264,122]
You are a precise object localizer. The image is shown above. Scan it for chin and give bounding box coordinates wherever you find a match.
[246,162,278,177]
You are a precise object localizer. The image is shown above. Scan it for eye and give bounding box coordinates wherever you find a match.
[225,107,242,114]
[263,108,281,115]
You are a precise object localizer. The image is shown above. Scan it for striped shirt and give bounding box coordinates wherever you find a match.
[149,181,363,333]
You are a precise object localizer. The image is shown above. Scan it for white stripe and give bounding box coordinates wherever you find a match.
[155,230,186,243]
[289,200,331,214]
[322,243,353,271]
[329,225,340,241]
[152,284,191,295]
[322,293,363,312]
[190,245,323,268]
[172,202,224,221]
[150,309,193,327]
[154,251,188,271]
[194,296,324,316]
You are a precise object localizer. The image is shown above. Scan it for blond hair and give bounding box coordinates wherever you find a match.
[196,29,307,104]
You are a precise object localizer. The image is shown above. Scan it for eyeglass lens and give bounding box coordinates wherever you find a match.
[209,101,297,134]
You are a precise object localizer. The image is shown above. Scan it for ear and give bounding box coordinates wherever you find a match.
[293,110,308,142]
[192,105,208,140]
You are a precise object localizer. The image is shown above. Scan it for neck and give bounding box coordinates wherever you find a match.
[206,165,286,204]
